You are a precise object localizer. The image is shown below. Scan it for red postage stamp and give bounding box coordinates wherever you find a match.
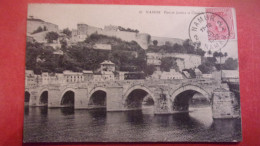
[206,8,235,40]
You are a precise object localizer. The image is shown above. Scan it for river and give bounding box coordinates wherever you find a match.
[23,105,242,142]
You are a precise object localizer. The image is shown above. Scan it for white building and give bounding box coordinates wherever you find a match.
[100,60,116,74]
[99,60,116,81]
[93,44,112,50]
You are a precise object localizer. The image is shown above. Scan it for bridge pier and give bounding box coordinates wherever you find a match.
[212,89,240,119]
[74,88,89,109]
[27,88,47,106]
[28,90,39,106]
[48,88,63,108]
[154,92,173,114]
[106,87,125,111]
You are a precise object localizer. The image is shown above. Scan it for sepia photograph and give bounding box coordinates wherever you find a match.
[23,4,242,142]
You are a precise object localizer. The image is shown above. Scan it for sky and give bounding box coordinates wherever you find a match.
[28,4,238,58]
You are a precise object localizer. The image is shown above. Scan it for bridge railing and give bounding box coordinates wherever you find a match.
[25,78,219,91]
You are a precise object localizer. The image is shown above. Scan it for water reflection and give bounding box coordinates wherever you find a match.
[60,107,75,115]
[23,106,241,142]
[88,109,107,119]
[24,106,29,116]
[210,119,242,142]
[125,110,144,125]
[171,113,204,129]
[155,115,172,127]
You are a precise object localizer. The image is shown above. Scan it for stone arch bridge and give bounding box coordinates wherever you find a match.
[25,79,239,119]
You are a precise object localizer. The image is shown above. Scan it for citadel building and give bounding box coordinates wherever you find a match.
[71,23,151,49]
[26,17,184,50]
[27,16,59,34]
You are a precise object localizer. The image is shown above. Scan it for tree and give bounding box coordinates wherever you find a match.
[62,28,72,38]
[213,51,219,58]
[27,34,150,74]
[26,42,44,72]
[208,50,212,55]
[224,52,228,57]
[213,51,224,58]
[196,48,205,56]
[219,52,224,57]
[153,40,158,46]
[165,41,171,46]
[147,35,151,44]
[198,64,211,74]
[160,57,179,72]
[60,38,67,49]
[198,57,216,73]
[223,57,238,70]
[172,43,183,53]
[118,26,139,33]
[32,26,43,34]
[183,39,195,54]
[45,31,59,43]
[144,65,156,76]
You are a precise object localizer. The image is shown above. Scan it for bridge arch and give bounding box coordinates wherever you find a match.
[60,88,76,107]
[88,87,107,108]
[39,89,48,106]
[123,85,155,109]
[88,87,107,99]
[170,84,211,111]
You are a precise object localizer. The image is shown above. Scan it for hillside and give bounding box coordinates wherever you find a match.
[26,34,147,74]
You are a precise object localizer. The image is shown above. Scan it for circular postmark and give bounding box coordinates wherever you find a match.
[189,12,230,51]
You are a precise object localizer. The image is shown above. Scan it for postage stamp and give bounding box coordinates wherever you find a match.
[206,8,235,39]
[189,12,230,51]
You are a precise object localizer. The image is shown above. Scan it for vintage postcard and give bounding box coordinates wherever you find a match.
[24,4,242,142]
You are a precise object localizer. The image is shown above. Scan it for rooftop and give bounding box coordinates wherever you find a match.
[27,17,44,22]
[82,70,93,74]
[63,70,83,75]
[100,60,115,65]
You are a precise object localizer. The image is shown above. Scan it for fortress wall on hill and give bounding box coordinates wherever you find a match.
[86,26,102,36]
[27,20,59,34]
[151,36,184,46]
[71,23,186,50]
[97,30,150,49]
